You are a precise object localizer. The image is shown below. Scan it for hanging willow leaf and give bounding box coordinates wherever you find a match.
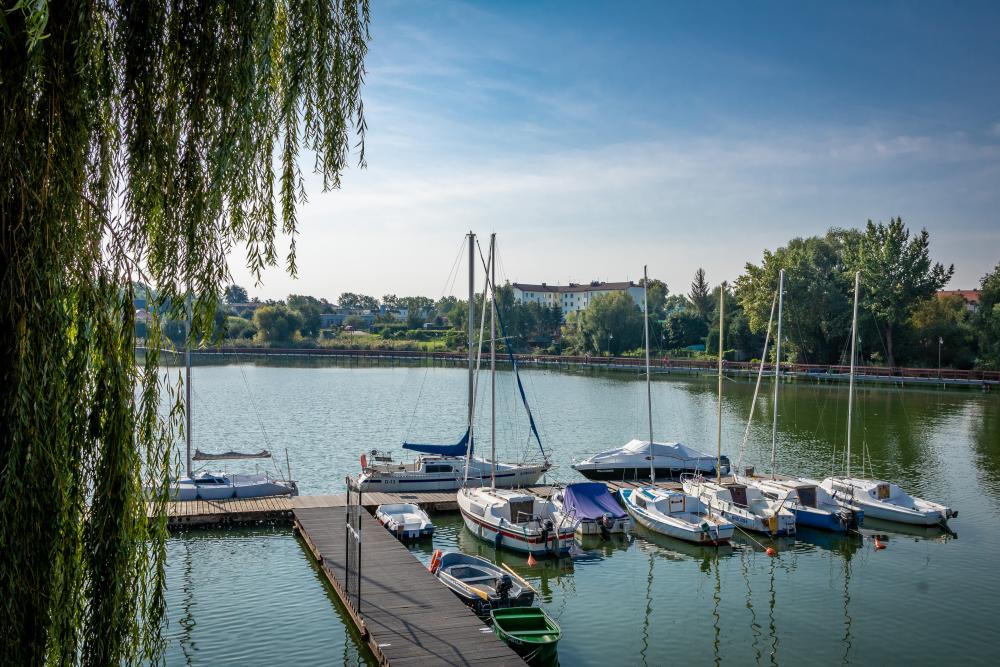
[0,1,369,664]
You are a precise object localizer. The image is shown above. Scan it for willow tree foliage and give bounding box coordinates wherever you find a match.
[1,1,369,664]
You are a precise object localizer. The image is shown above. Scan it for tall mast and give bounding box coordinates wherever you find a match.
[716,283,726,484]
[185,291,193,479]
[489,234,497,489]
[467,232,475,437]
[643,266,654,485]
[846,271,860,478]
[770,269,784,480]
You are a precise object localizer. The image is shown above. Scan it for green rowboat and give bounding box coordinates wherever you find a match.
[490,607,561,664]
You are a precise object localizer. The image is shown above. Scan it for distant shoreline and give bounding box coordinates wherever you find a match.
[137,346,998,390]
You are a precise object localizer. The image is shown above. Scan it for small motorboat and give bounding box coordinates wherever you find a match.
[374,503,434,540]
[621,486,735,545]
[491,607,561,665]
[817,477,956,526]
[551,482,630,538]
[430,551,535,616]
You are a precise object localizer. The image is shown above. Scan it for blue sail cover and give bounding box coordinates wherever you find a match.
[402,428,470,457]
[563,482,627,521]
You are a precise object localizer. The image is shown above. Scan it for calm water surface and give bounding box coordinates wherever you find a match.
[163,361,1000,665]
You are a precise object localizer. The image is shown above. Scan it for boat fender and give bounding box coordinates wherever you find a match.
[360,453,367,471]
[767,515,779,535]
[429,549,442,573]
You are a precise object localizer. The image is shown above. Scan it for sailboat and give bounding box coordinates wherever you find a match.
[621,265,736,545]
[737,270,862,532]
[350,232,549,493]
[816,272,956,526]
[457,234,574,557]
[572,274,727,483]
[683,283,796,536]
[169,306,297,501]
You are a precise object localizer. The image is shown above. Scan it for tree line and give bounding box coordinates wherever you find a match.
[562,218,998,370]
[150,218,997,369]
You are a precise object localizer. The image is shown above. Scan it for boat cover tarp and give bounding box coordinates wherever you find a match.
[402,428,470,457]
[193,449,271,461]
[563,482,627,520]
[587,439,718,464]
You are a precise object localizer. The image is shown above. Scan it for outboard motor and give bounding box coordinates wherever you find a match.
[495,574,513,605]
[598,512,613,540]
[541,519,554,552]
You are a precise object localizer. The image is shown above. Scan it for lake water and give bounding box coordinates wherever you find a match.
[163,361,1000,665]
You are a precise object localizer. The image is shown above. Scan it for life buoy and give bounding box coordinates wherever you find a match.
[429,549,443,573]
[360,453,368,471]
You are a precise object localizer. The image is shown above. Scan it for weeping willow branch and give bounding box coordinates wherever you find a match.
[0,1,369,664]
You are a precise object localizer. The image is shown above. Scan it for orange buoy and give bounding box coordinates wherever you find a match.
[874,537,886,550]
[766,547,777,557]
[429,549,443,573]
[527,552,538,567]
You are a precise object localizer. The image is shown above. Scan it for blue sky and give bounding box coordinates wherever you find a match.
[233,0,1000,301]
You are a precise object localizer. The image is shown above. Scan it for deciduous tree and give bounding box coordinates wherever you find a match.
[841,218,953,366]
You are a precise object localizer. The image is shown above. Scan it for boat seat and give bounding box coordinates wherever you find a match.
[448,573,499,584]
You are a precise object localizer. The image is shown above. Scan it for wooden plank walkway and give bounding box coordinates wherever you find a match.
[152,481,698,527]
[294,506,523,667]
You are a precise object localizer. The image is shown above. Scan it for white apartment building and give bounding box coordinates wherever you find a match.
[511,281,645,317]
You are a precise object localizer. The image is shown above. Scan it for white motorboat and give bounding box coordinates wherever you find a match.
[622,486,734,545]
[458,487,575,556]
[817,273,955,527]
[550,482,630,537]
[736,270,861,532]
[349,231,550,493]
[817,477,955,526]
[375,502,434,539]
[572,439,729,481]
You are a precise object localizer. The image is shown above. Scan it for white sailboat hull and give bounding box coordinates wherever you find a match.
[353,458,548,493]
[819,477,955,526]
[683,478,796,536]
[458,488,574,556]
[622,488,734,545]
[171,473,297,501]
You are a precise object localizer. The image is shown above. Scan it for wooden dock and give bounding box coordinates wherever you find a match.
[153,481,685,527]
[295,506,523,666]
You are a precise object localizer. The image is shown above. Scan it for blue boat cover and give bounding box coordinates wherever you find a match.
[402,428,470,457]
[562,482,627,520]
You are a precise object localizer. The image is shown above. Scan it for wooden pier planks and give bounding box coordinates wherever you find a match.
[153,482,696,527]
[294,506,523,667]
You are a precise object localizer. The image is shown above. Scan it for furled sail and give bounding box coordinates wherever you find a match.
[193,449,272,461]
[402,429,470,457]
